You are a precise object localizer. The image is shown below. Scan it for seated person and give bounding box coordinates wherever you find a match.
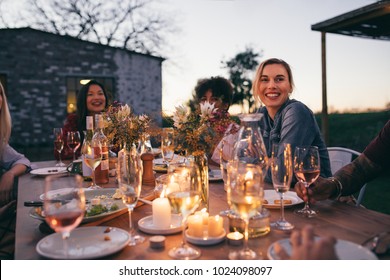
[57,80,110,160]
[252,58,332,184]
[0,82,31,208]
[191,76,239,166]
[295,120,390,204]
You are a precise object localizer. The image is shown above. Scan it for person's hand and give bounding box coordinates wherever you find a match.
[294,177,335,204]
[274,225,338,260]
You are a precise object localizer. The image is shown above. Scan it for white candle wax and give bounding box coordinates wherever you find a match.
[152,197,171,229]
[187,214,204,237]
[208,215,223,237]
[227,231,244,246]
[195,209,209,225]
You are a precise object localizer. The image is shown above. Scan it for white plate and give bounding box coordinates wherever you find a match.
[32,188,127,224]
[263,190,303,209]
[36,226,130,259]
[39,187,73,200]
[209,169,223,181]
[185,229,226,246]
[30,167,67,176]
[267,238,378,260]
[138,214,182,235]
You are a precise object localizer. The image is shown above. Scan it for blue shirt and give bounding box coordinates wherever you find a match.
[258,99,332,184]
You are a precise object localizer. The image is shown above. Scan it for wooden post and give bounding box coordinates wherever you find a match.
[321,32,329,145]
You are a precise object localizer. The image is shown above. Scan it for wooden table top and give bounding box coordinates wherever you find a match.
[14,160,390,260]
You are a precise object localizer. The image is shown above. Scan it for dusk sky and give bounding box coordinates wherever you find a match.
[158,0,390,115]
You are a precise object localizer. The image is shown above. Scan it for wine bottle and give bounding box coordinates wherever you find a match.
[82,116,94,180]
[93,114,109,184]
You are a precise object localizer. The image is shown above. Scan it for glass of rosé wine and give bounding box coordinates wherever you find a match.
[293,146,320,218]
[44,174,86,259]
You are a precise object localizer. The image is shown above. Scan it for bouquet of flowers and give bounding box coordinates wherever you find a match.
[172,101,236,157]
[103,101,151,152]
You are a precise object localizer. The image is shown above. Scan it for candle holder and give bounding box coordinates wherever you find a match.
[227,232,244,246]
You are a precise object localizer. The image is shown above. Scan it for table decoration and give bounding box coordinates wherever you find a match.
[227,231,244,246]
[102,101,151,153]
[172,101,237,211]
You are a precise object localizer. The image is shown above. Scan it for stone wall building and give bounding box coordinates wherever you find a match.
[0,27,163,160]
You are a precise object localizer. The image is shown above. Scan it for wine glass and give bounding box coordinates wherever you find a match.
[161,127,175,170]
[81,135,102,189]
[117,147,145,246]
[167,161,203,260]
[293,146,320,218]
[270,143,294,231]
[227,161,264,260]
[53,128,65,167]
[44,174,86,259]
[67,131,81,161]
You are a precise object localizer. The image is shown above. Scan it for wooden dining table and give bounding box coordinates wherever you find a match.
[14,160,390,260]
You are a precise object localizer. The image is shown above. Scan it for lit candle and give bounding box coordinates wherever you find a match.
[227,231,244,246]
[165,175,180,194]
[195,208,209,225]
[187,214,204,237]
[152,197,171,229]
[208,215,223,237]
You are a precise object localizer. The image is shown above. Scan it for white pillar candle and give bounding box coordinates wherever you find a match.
[152,197,171,229]
[208,215,223,237]
[187,214,204,237]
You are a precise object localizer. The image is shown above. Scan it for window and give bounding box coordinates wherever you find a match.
[66,77,115,114]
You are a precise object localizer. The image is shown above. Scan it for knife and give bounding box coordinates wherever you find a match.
[24,199,90,207]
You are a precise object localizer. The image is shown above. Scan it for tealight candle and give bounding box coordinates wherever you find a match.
[195,208,209,225]
[208,215,223,237]
[227,231,244,246]
[187,214,204,237]
[152,197,171,228]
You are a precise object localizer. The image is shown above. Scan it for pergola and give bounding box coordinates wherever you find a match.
[311,0,390,144]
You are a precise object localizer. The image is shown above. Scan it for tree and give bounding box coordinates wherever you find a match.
[0,0,176,56]
[221,47,262,113]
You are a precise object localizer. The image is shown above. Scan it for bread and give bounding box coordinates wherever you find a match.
[274,199,292,205]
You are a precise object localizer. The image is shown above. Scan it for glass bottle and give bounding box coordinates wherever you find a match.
[232,113,268,174]
[81,116,93,180]
[93,114,109,184]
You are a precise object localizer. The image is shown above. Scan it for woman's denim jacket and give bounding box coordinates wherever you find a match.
[258,98,331,184]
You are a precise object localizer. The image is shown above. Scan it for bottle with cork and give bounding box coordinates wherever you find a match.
[93,114,109,184]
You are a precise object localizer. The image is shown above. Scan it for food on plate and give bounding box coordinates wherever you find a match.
[85,203,119,217]
[112,189,123,199]
[104,236,111,241]
[274,199,292,205]
[263,199,269,204]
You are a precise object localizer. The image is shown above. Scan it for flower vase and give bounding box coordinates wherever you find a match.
[117,144,141,185]
[188,153,209,211]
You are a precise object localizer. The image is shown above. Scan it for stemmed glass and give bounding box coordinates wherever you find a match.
[293,146,320,218]
[227,161,264,260]
[270,143,295,231]
[67,131,81,161]
[167,161,203,260]
[44,174,86,259]
[81,135,102,189]
[161,127,175,171]
[53,128,65,167]
[117,147,145,246]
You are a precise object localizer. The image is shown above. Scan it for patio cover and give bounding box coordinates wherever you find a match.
[311,0,390,144]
